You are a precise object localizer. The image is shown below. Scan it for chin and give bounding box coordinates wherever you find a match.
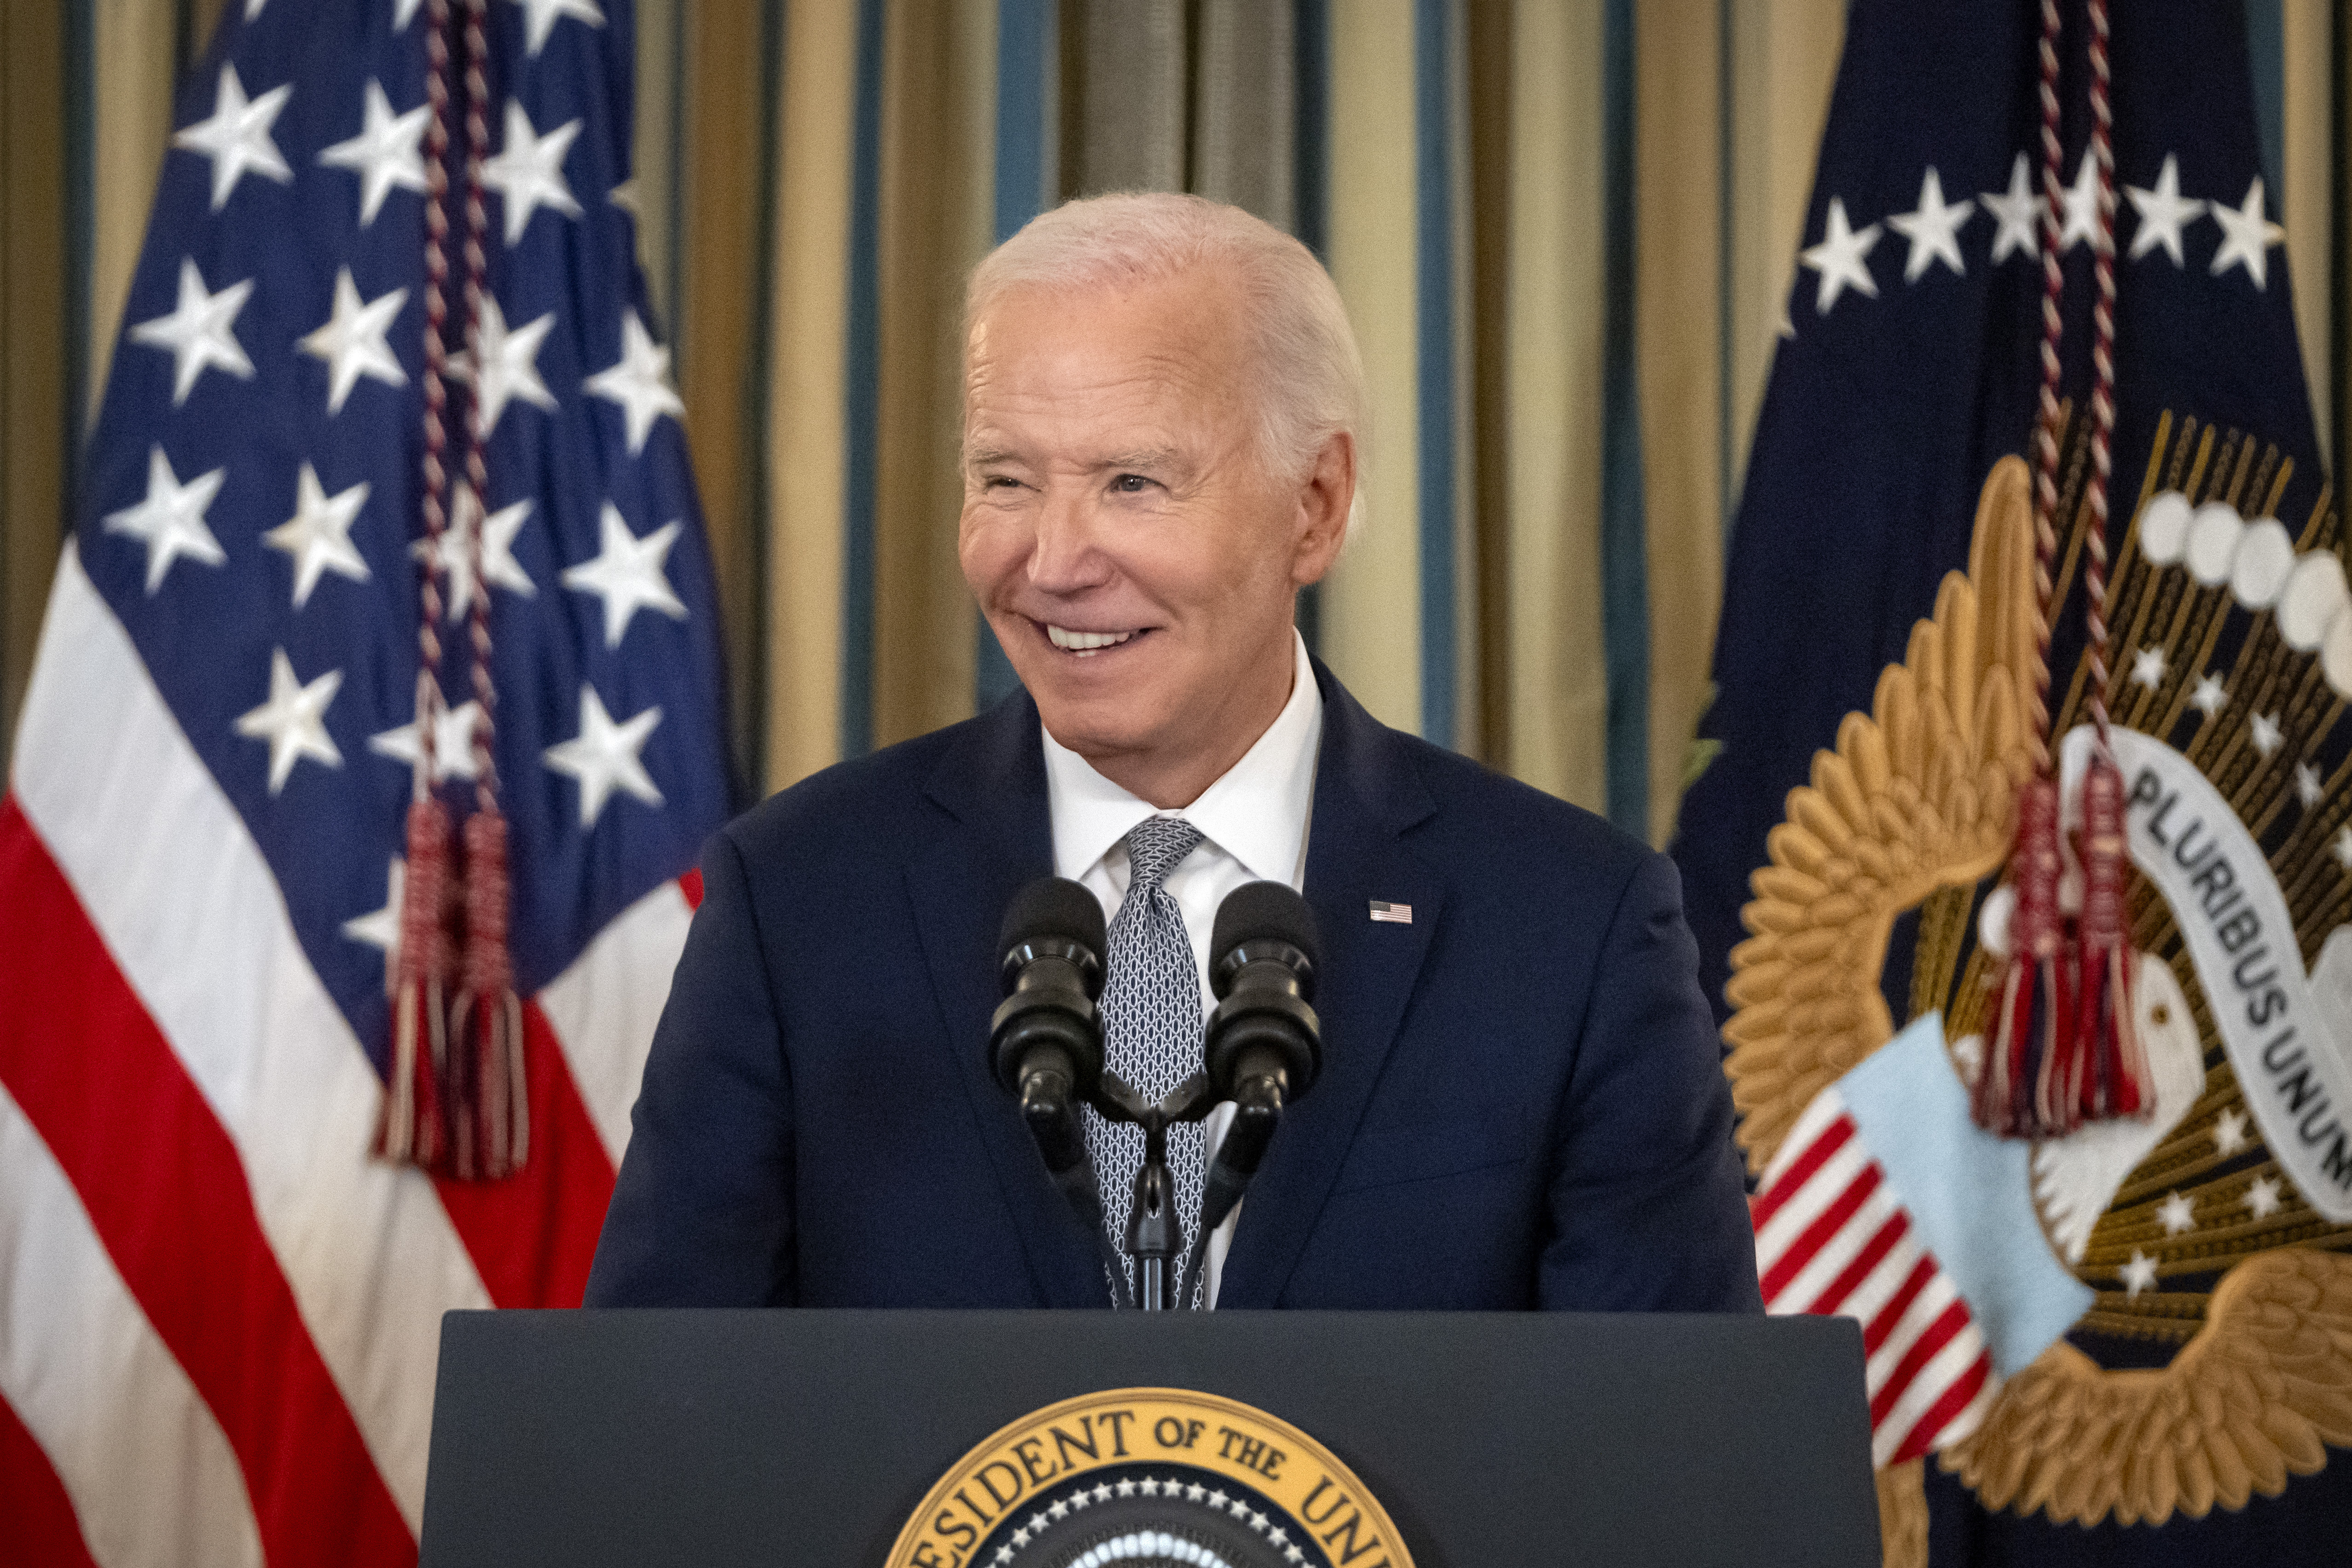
[1029,687,1168,759]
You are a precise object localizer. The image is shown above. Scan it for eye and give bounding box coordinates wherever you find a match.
[982,474,1023,491]
[1111,474,1153,494]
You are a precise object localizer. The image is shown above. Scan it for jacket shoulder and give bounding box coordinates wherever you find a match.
[1391,729,1659,898]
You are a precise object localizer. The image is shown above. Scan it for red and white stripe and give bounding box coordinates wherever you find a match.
[1753,1087,1998,1467]
[0,548,694,1565]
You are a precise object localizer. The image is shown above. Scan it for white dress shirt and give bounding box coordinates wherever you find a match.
[1040,630,1322,1306]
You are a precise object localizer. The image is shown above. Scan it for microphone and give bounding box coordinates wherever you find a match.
[990,878,1107,1175]
[1205,880,1323,1116]
[1182,882,1323,1304]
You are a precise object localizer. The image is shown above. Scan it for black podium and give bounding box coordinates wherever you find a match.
[419,1309,1877,1567]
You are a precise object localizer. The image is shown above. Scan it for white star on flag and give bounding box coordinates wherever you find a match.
[342,857,405,957]
[318,79,430,227]
[482,99,584,245]
[103,446,228,594]
[2190,671,2228,719]
[298,267,408,415]
[1887,168,1973,281]
[2246,1175,2284,1220]
[2126,153,2207,265]
[172,63,294,211]
[234,648,345,794]
[562,504,689,647]
[1982,152,2042,263]
[2155,1191,2196,1236]
[544,687,664,826]
[394,0,425,24]
[129,258,255,406]
[262,463,371,608]
[1800,197,1881,314]
[413,487,537,619]
[584,310,685,454]
[510,0,607,55]
[2119,1250,2158,1299]
[449,295,559,437]
[368,697,483,783]
[2056,153,2103,254]
[2296,762,2324,809]
[2249,712,2283,758]
[2210,177,2285,288]
[2333,825,2352,872]
[2130,646,2167,689]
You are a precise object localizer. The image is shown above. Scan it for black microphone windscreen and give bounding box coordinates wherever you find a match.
[1211,881,1320,974]
[999,876,1107,962]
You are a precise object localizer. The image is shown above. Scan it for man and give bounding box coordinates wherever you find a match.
[585,193,1759,1313]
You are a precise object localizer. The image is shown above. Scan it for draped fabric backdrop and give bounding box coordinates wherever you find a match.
[3,0,2344,846]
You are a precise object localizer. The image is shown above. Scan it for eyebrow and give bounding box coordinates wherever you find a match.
[961,446,1185,474]
[1098,449,1181,473]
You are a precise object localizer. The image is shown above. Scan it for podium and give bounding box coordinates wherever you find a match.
[419,1309,1877,1567]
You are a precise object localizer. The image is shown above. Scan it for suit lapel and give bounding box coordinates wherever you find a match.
[904,692,1110,1308]
[1215,665,1444,1307]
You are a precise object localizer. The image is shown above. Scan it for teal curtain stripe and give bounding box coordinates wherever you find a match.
[993,0,1056,243]
[2246,0,2285,205]
[662,0,687,348]
[1599,0,1649,835]
[1293,0,1328,659]
[1413,0,1456,749]
[738,0,785,805]
[1293,0,1329,261]
[841,0,887,758]
[1715,0,1736,558]
[974,0,1060,716]
[65,0,94,525]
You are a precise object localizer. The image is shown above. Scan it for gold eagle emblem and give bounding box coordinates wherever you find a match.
[1724,419,2352,1566]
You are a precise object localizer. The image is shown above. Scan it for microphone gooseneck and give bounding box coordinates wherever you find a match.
[991,877,1108,1146]
[1183,881,1325,1306]
[991,879,1135,1306]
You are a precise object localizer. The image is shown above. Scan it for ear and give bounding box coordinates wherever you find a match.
[1288,431,1355,587]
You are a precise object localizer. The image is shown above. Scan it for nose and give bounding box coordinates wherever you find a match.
[1025,486,1111,596]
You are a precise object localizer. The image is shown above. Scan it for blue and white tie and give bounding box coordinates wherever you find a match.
[1089,816,1206,1304]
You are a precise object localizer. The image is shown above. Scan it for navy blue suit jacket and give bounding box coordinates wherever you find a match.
[585,662,1761,1312]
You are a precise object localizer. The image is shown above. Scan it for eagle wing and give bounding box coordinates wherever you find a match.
[1724,455,2043,1171]
[1941,1248,2352,1524]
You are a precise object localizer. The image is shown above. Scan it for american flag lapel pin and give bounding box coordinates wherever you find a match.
[1368,900,1412,924]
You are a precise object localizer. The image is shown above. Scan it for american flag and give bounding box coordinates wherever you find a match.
[1753,1085,1997,1468]
[0,1,728,1562]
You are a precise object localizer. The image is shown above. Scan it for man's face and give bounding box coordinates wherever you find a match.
[959,266,1349,805]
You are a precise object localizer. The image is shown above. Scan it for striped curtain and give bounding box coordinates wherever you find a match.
[4,0,2344,848]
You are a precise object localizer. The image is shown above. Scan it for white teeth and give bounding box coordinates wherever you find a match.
[1045,624,1137,652]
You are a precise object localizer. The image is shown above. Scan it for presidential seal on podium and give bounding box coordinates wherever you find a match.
[888,1388,1414,1568]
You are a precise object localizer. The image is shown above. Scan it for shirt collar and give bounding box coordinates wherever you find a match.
[1043,630,1322,886]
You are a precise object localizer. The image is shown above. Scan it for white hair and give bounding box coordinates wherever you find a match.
[965,191,1366,538]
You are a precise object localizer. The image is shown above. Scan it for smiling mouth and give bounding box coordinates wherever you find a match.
[1042,622,1146,657]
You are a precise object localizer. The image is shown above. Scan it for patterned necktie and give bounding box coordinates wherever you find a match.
[1088,816,1207,1305]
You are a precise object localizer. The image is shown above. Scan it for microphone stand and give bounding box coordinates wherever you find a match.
[1092,1071,1217,1311]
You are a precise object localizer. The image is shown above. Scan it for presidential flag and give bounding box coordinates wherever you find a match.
[1674,0,2323,1029]
[0,1,729,1561]
[1679,1,2352,1562]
